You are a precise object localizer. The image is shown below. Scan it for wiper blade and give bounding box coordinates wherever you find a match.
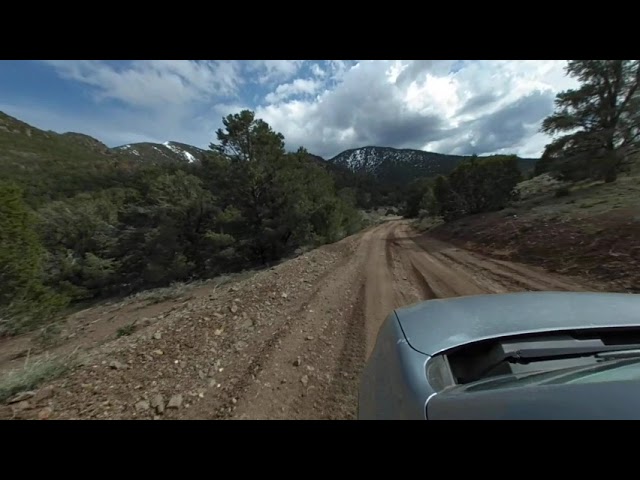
[476,344,640,380]
[596,348,640,359]
[505,344,640,363]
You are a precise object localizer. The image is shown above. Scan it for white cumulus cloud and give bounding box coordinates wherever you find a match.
[21,60,579,159]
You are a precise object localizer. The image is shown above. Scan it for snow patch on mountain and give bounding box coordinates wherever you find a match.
[163,141,196,163]
[182,150,196,162]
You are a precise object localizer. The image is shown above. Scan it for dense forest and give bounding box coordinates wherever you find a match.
[401,155,523,220]
[0,111,364,335]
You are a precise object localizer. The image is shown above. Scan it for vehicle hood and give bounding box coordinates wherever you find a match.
[426,380,640,420]
[394,291,640,356]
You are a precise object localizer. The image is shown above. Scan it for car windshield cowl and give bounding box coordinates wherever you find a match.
[475,344,640,380]
[462,356,640,392]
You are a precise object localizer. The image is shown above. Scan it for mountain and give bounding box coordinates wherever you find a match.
[113,141,208,164]
[328,146,538,184]
[0,110,537,210]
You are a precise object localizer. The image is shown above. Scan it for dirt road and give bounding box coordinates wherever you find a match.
[1,220,592,420]
[210,220,587,420]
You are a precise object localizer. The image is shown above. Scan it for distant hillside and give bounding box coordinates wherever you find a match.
[328,146,538,184]
[113,141,208,165]
[0,111,210,206]
[0,112,141,205]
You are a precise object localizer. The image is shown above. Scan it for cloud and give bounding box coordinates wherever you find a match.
[248,60,305,84]
[265,78,321,104]
[257,60,578,158]
[395,60,456,87]
[44,60,242,110]
[428,90,556,155]
[311,64,326,78]
[18,60,579,159]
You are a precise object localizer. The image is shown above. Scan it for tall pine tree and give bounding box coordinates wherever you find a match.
[541,60,640,182]
[0,182,66,334]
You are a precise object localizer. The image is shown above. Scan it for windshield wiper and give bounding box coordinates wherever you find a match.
[477,344,640,379]
[596,348,640,359]
[504,344,640,363]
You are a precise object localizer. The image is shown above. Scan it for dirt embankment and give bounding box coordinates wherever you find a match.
[431,208,640,293]
[428,173,640,294]
[1,220,600,420]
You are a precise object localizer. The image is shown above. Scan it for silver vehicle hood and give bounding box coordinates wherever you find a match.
[394,291,640,356]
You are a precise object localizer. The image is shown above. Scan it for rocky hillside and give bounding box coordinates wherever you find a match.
[328,146,538,184]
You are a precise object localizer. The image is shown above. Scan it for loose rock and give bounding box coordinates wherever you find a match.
[167,394,183,409]
[33,386,55,404]
[38,407,53,420]
[153,331,162,340]
[293,357,302,367]
[301,375,309,386]
[239,318,253,329]
[135,400,150,412]
[151,394,165,414]
[109,360,128,370]
[13,400,31,412]
[230,304,238,314]
[7,391,35,404]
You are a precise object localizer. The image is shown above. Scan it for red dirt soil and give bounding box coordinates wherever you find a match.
[431,207,640,293]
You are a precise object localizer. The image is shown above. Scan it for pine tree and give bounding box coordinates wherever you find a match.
[0,182,66,334]
[541,60,640,182]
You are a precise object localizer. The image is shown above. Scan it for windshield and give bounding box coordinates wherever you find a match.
[464,358,640,392]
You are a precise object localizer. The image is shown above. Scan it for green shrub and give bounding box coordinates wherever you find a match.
[116,323,136,337]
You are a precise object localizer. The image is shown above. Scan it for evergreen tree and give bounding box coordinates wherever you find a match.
[0,182,66,334]
[541,60,640,182]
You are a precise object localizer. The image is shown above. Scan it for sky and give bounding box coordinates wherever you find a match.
[0,60,578,159]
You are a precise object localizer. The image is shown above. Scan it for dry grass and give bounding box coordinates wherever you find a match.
[510,171,640,223]
[126,282,196,305]
[0,352,76,403]
[515,173,566,200]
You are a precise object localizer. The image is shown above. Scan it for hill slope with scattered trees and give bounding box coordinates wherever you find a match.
[0,110,364,335]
